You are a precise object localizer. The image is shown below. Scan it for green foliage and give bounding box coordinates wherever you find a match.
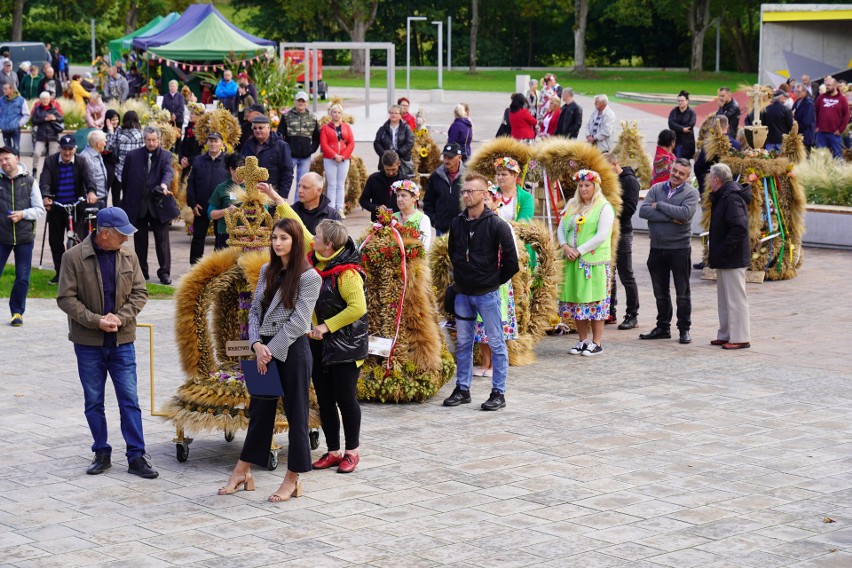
[356,349,455,403]
[193,54,303,109]
[795,149,852,207]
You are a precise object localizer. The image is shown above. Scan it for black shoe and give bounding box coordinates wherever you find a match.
[87,452,111,475]
[639,327,671,340]
[618,314,638,330]
[142,272,150,280]
[693,262,704,270]
[481,389,506,411]
[128,455,159,479]
[159,276,172,285]
[48,274,59,285]
[443,387,471,407]
[679,330,692,344]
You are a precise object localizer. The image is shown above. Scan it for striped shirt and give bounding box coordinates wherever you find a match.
[55,160,76,204]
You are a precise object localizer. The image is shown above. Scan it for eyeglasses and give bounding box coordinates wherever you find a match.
[460,189,484,195]
[252,126,268,131]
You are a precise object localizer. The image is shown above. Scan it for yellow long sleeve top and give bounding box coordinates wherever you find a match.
[276,202,367,365]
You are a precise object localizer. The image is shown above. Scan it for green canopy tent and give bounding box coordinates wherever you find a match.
[108,13,181,64]
[147,13,274,61]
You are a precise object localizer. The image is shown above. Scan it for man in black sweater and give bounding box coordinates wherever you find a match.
[603,153,640,330]
[554,88,583,139]
[292,172,341,234]
[443,172,519,412]
[359,150,404,221]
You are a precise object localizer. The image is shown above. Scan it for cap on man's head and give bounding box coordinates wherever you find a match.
[251,114,271,124]
[295,91,309,101]
[59,134,77,149]
[0,145,19,156]
[442,143,462,157]
[207,132,223,141]
[97,207,137,236]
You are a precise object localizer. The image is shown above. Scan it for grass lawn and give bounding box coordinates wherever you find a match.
[322,68,756,100]
[1,266,175,300]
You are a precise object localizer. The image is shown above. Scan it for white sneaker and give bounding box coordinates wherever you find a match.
[569,341,587,355]
[581,342,603,356]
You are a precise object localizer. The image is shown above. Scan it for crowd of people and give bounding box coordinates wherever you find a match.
[2,63,848,498]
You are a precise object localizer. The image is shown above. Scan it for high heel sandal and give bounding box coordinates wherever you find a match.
[217,472,255,495]
[268,478,302,502]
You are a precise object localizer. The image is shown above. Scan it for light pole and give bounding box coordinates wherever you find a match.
[406,16,426,99]
[431,20,443,89]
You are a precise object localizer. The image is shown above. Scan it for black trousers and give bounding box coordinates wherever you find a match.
[240,335,312,473]
[610,230,639,317]
[47,203,85,274]
[647,247,692,331]
[133,212,171,280]
[189,211,214,264]
[310,339,361,452]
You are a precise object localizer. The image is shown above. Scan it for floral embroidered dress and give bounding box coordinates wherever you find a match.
[557,198,615,321]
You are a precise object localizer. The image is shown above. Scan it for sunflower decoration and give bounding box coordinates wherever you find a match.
[411,111,441,175]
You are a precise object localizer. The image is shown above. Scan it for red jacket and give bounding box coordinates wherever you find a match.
[509,108,537,140]
[319,122,355,160]
[401,112,416,132]
[814,92,850,134]
[651,146,676,186]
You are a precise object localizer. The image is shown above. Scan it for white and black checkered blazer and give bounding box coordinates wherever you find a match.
[248,264,321,362]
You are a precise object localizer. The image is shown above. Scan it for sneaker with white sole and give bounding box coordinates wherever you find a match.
[569,340,587,355]
[581,342,603,356]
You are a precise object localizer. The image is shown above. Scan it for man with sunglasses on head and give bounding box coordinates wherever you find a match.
[443,172,519,412]
[240,114,294,199]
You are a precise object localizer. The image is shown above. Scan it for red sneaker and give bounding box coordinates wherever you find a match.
[337,453,359,473]
[312,452,342,470]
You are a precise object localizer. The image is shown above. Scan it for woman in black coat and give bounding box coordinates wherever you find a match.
[668,90,697,160]
[373,105,414,177]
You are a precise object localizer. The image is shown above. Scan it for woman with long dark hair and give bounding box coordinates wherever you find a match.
[217,218,321,502]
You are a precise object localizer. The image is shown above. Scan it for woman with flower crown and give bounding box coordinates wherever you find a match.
[557,169,615,357]
[391,180,432,250]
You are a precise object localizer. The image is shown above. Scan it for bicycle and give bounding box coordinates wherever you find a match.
[46,196,99,250]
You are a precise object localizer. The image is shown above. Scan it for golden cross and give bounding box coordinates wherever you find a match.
[235,156,269,198]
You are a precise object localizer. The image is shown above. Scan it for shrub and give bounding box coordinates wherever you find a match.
[794,149,852,207]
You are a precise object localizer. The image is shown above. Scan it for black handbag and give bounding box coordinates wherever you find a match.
[495,109,511,137]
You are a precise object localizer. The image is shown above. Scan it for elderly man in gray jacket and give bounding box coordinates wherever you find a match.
[585,94,617,152]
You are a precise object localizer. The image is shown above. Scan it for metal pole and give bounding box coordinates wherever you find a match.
[715,20,720,73]
[312,46,319,114]
[387,44,395,110]
[91,19,96,62]
[432,21,443,89]
[365,49,370,119]
[406,17,426,99]
[447,16,452,71]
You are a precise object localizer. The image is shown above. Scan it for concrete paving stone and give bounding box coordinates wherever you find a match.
[197,534,279,558]
[152,544,220,564]
[464,550,544,567]
[647,547,720,567]
[686,516,777,540]
[273,553,347,568]
[368,554,440,567]
[767,539,850,561]
[94,540,164,560]
[86,524,161,546]
[694,532,788,556]
[195,552,286,568]
[424,519,504,544]
[789,550,852,567]
[571,510,645,530]
[602,541,667,561]
[523,533,611,558]
[407,541,485,564]
[267,538,338,558]
[142,529,223,552]
[726,550,797,568]
[637,531,712,553]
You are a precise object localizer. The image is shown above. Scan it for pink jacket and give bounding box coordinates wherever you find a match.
[86,101,106,129]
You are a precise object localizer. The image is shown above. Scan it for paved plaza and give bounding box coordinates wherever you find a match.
[2,88,852,567]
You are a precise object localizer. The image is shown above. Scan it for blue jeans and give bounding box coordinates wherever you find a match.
[2,130,20,155]
[291,156,313,201]
[815,132,842,159]
[0,240,33,316]
[74,343,146,461]
[454,289,508,394]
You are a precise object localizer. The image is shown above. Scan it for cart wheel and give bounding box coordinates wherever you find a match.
[267,451,279,471]
[176,443,189,462]
[224,431,235,443]
[309,429,320,450]
[66,237,77,251]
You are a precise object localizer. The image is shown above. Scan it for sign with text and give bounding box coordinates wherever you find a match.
[226,340,252,357]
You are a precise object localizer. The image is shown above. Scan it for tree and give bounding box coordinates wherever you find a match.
[11,0,23,41]
[125,0,138,34]
[469,0,478,72]
[573,0,590,72]
[687,0,716,72]
[331,0,379,73]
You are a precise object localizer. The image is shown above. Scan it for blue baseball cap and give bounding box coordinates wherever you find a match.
[97,207,137,236]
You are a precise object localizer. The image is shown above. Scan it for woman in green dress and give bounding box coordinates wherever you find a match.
[557,169,615,357]
[391,179,432,250]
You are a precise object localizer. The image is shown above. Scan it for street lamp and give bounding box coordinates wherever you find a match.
[431,21,443,89]
[406,16,427,99]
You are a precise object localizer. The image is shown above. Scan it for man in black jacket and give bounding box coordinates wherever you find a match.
[292,172,341,234]
[186,132,228,264]
[443,172,519,412]
[716,87,740,138]
[423,143,465,236]
[708,163,751,350]
[39,135,97,283]
[554,88,583,139]
[241,114,294,198]
[359,150,404,222]
[748,90,793,152]
[603,153,640,330]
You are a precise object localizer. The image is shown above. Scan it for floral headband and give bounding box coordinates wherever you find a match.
[486,181,500,196]
[494,157,521,174]
[391,179,420,197]
[573,169,601,184]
